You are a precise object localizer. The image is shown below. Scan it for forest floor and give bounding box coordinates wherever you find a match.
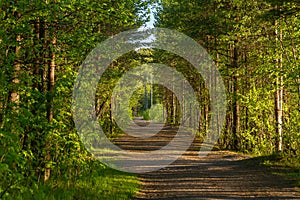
[114,120,300,200]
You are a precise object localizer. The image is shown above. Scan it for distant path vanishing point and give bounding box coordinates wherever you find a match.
[114,120,300,200]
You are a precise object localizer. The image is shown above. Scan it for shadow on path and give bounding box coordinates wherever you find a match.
[114,120,300,199]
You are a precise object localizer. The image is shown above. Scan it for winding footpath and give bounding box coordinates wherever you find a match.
[114,120,300,199]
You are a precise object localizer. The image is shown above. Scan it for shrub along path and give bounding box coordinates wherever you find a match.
[114,120,300,199]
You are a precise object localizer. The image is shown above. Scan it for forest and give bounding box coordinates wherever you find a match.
[0,0,299,199]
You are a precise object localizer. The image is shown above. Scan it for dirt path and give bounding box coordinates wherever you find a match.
[114,120,300,199]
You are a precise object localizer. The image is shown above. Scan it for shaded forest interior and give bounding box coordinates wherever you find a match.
[0,0,299,199]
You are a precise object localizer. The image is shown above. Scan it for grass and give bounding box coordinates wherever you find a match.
[233,152,300,187]
[49,168,140,200]
[3,162,140,200]
[261,153,300,187]
[206,145,300,188]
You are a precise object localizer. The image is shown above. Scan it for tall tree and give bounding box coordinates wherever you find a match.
[155,0,300,155]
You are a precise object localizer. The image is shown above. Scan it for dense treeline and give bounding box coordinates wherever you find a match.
[0,0,147,198]
[1,0,299,198]
[155,0,300,156]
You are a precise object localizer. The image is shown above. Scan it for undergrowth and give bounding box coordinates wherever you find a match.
[1,161,140,200]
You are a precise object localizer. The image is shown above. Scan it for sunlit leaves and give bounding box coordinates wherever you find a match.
[0,0,146,198]
[156,0,300,156]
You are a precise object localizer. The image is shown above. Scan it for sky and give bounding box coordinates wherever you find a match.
[134,2,159,50]
[145,8,155,28]
[141,2,159,29]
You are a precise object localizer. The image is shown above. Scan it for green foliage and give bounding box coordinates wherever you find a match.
[0,0,146,198]
[156,0,300,159]
[1,162,139,200]
[149,104,165,122]
[1,0,300,197]
[142,110,151,120]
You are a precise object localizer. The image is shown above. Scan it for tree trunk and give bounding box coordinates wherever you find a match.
[144,83,148,110]
[10,11,21,109]
[232,39,240,150]
[274,19,283,152]
[44,35,56,181]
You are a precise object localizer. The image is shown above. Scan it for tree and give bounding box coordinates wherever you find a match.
[155,0,300,155]
[0,0,147,196]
